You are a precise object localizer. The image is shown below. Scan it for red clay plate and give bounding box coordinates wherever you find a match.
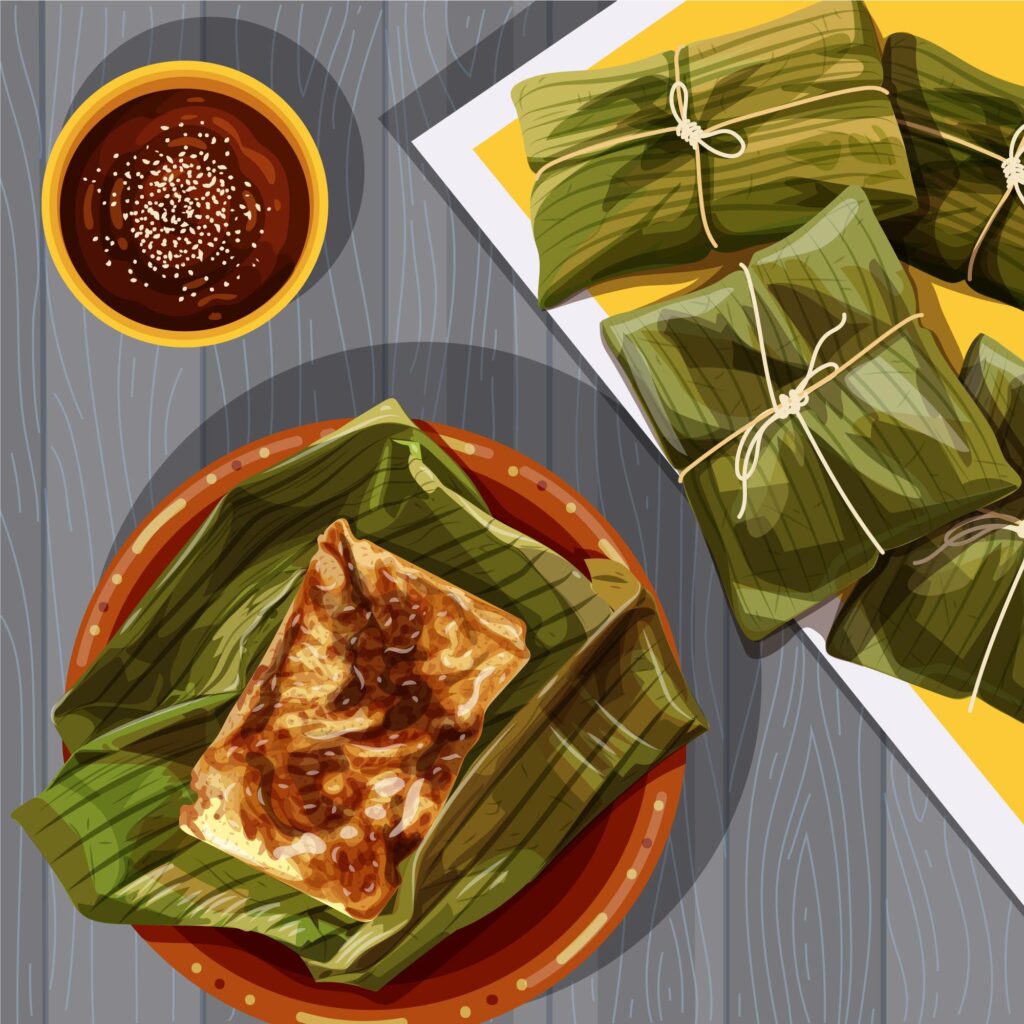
[65,420,688,1024]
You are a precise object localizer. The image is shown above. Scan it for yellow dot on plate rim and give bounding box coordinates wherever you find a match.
[244,994,256,1006]
[111,573,123,585]
[654,799,666,812]
[190,962,202,974]
[258,446,270,458]
[205,472,217,484]
[507,465,519,477]
[460,1007,472,1019]
[565,501,577,514]
[516,978,529,991]
[627,868,639,880]
[88,624,101,637]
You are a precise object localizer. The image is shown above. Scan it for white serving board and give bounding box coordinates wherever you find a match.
[412,0,1024,903]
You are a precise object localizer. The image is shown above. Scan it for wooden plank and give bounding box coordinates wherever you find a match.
[41,5,205,1023]
[199,6,385,1020]
[884,756,1024,1023]
[726,638,885,1024]
[435,1,552,463]
[547,387,731,1024]
[382,1,551,463]
[201,0,385,458]
[382,0,453,376]
[2,6,45,1022]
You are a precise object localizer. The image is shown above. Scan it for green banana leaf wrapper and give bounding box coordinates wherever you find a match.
[13,400,707,989]
[882,34,1024,310]
[601,187,1020,641]
[512,0,917,308]
[828,335,1024,718]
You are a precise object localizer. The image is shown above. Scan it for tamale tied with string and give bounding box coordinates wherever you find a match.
[882,34,1024,309]
[828,336,1024,720]
[601,189,1019,641]
[512,0,916,308]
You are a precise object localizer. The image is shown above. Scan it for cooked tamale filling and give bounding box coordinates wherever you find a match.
[180,519,529,920]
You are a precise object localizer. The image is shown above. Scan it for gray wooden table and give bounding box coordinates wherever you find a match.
[3,3,1023,1022]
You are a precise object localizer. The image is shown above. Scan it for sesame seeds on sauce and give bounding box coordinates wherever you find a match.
[62,90,310,331]
[90,125,257,301]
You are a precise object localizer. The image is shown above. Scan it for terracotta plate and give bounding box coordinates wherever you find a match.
[65,420,687,1024]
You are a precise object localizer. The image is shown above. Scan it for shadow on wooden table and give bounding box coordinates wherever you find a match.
[102,340,760,988]
[66,16,363,296]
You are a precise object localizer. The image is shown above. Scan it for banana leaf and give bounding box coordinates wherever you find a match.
[307,561,707,987]
[828,335,1024,718]
[14,400,707,986]
[882,34,1024,309]
[512,0,916,308]
[601,187,1020,640]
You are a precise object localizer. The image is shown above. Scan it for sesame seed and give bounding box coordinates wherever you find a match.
[84,123,269,297]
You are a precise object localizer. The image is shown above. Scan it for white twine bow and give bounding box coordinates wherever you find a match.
[534,55,890,252]
[912,510,1024,713]
[668,81,746,159]
[678,264,924,554]
[728,264,886,553]
[733,312,845,518]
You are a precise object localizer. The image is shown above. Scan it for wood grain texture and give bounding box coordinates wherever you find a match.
[549,394,735,1024]
[2,6,45,1023]
[727,636,885,1024]
[2,4,1023,1024]
[40,6,206,1024]
[884,758,1024,1024]
[200,0,386,461]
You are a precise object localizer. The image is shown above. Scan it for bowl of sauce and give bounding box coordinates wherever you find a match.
[43,62,328,346]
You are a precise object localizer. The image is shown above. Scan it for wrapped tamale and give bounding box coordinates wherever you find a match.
[828,335,1023,719]
[601,188,1020,641]
[882,34,1023,309]
[14,400,707,989]
[512,0,917,308]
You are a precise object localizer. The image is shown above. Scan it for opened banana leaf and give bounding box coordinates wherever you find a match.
[14,400,707,987]
[828,335,1024,718]
[602,187,1020,640]
[882,34,1024,309]
[512,0,916,308]
[307,561,706,987]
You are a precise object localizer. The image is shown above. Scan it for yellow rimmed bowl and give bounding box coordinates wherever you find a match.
[42,61,328,348]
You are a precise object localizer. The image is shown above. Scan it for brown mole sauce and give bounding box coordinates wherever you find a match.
[60,89,310,331]
[202,525,496,920]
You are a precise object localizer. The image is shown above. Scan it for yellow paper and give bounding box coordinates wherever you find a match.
[475,2,1024,819]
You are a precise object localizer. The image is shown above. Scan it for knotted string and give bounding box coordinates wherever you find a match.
[667,80,745,247]
[912,510,1024,713]
[897,119,1024,283]
[533,46,889,249]
[733,311,845,518]
[668,80,745,156]
[678,262,926,557]
[1002,124,1024,201]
